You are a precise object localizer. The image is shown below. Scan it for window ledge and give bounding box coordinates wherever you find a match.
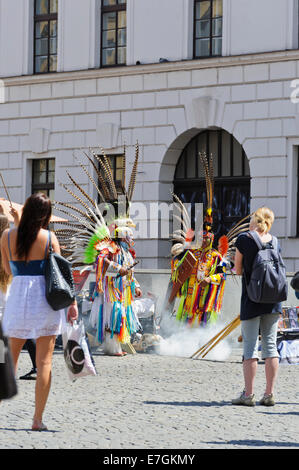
[3,48,299,87]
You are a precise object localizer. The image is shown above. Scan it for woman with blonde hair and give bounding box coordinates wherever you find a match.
[1,193,78,430]
[232,207,283,407]
[0,213,12,318]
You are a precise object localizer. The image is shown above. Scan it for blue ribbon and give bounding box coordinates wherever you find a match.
[97,304,103,343]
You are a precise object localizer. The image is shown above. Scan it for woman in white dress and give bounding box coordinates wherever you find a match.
[0,193,78,431]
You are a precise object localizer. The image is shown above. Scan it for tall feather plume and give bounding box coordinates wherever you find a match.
[173,212,189,234]
[73,153,105,202]
[53,201,94,223]
[82,151,111,201]
[171,234,186,244]
[217,213,251,271]
[199,152,213,210]
[52,206,94,232]
[55,228,83,240]
[226,213,253,240]
[128,141,139,201]
[121,143,126,192]
[59,181,91,212]
[171,192,191,230]
[66,171,96,209]
[172,229,188,238]
[209,152,214,206]
[227,222,250,241]
[88,149,114,199]
[203,153,212,207]
[94,148,118,200]
[94,201,107,226]
[53,220,88,231]
[101,150,118,199]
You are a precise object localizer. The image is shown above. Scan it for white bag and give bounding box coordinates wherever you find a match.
[62,320,97,382]
[132,298,155,319]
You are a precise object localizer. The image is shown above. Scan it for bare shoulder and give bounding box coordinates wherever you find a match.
[48,229,60,252]
[0,227,10,243]
[38,228,51,240]
[47,230,58,244]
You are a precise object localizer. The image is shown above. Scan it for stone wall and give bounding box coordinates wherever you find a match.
[1,51,299,268]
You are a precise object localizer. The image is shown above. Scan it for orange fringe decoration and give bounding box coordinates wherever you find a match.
[185,228,195,243]
[217,235,229,256]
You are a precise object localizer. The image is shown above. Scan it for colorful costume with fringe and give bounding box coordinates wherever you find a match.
[171,246,226,327]
[89,241,141,352]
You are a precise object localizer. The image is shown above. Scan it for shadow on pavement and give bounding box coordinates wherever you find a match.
[0,427,59,433]
[258,411,299,416]
[207,439,299,448]
[144,400,230,407]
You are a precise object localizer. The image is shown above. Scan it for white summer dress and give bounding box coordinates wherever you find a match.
[2,230,66,339]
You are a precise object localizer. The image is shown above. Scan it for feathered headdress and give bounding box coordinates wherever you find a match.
[54,143,140,266]
[171,151,251,262]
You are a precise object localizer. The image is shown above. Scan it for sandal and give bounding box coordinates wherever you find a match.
[32,420,48,431]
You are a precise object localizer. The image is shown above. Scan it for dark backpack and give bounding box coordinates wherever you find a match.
[245,231,288,304]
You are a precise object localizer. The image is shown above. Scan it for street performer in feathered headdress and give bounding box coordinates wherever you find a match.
[168,152,249,328]
[54,143,142,356]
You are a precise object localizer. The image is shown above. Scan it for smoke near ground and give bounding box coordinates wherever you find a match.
[156,314,239,361]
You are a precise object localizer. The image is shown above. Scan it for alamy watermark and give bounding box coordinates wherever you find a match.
[0,80,5,104]
[290,79,299,104]
[95,196,204,242]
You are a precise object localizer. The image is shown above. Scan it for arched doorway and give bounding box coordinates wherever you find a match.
[173,129,251,242]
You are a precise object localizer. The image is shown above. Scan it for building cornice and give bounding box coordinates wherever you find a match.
[2,49,299,86]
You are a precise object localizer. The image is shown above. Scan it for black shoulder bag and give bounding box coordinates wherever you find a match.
[45,232,75,311]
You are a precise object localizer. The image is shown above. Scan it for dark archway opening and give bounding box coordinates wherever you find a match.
[173,129,251,244]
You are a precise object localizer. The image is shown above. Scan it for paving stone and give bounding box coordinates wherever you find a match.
[0,349,298,449]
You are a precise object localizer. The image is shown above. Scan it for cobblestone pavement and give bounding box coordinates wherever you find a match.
[0,347,298,450]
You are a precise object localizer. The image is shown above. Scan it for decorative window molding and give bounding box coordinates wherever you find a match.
[29,127,50,154]
[96,122,120,149]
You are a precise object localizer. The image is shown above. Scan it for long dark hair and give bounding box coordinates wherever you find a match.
[16,193,52,260]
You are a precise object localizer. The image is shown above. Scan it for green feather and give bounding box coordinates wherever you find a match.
[84,225,110,264]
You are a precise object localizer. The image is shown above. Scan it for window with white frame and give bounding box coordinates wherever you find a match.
[194,0,222,58]
[32,158,55,202]
[101,0,127,67]
[34,0,58,74]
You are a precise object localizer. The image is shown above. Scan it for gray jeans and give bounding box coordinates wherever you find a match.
[241,313,280,360]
